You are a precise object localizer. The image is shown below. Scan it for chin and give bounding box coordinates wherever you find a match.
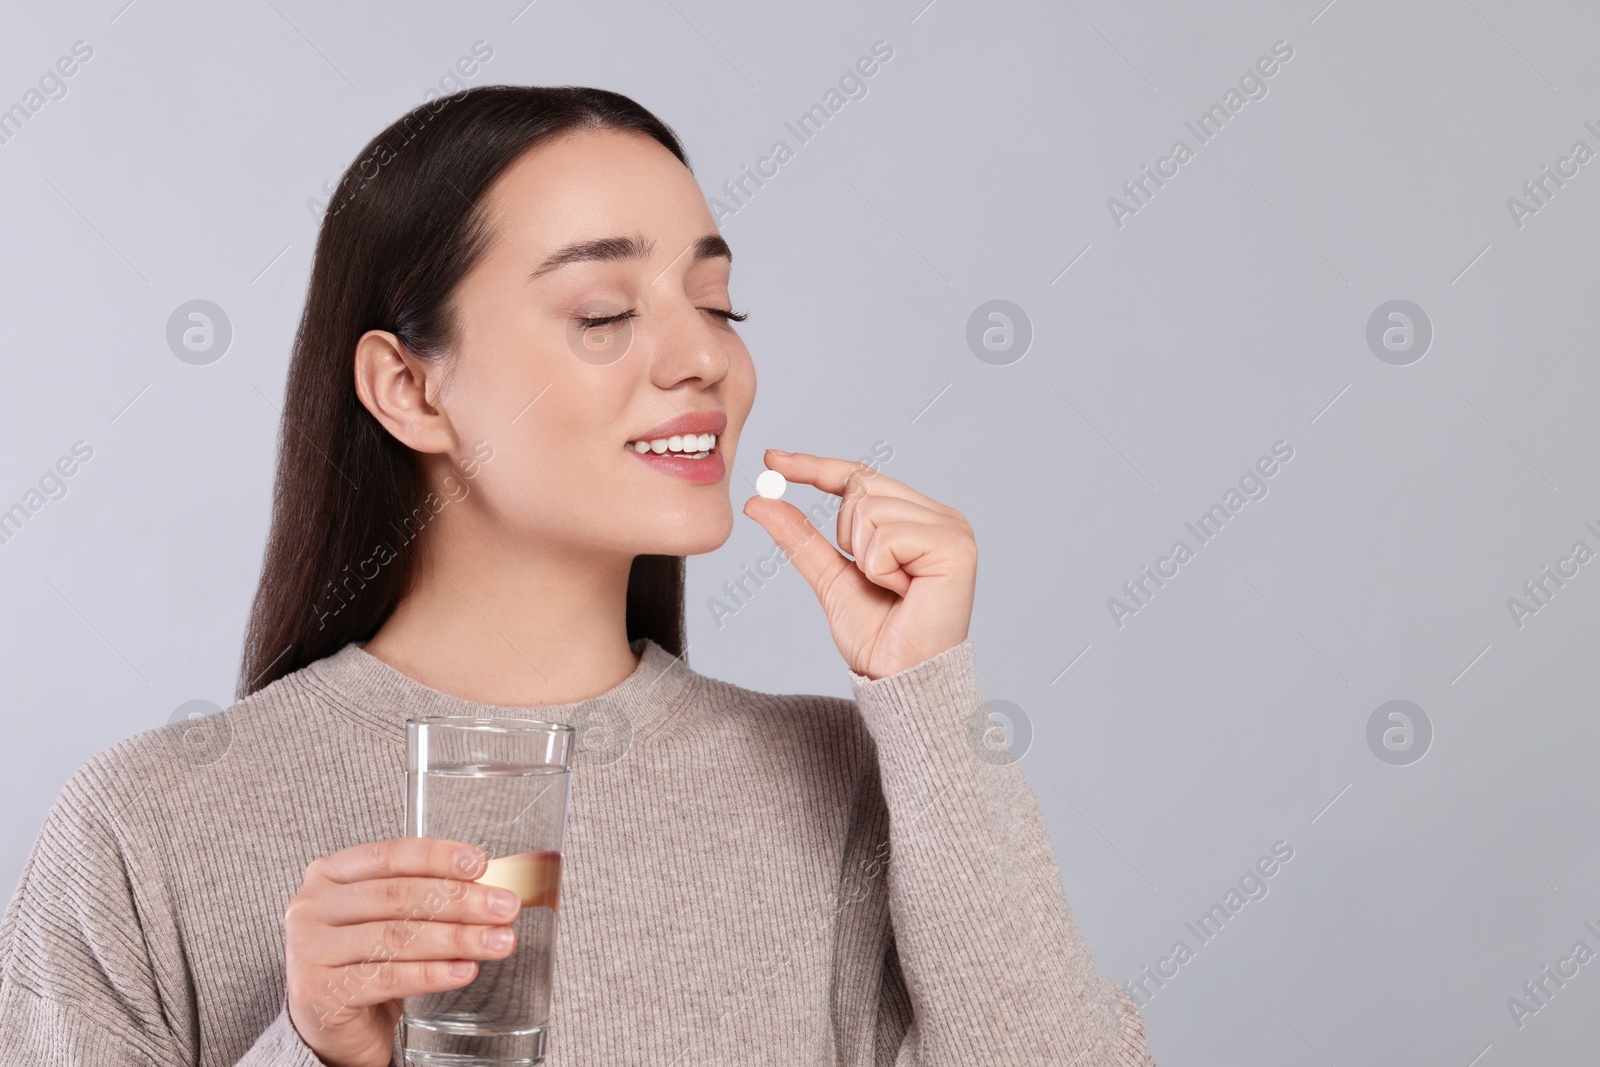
[638,505,734,557]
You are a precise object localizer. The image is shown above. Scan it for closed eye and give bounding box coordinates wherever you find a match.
[573,308,747,328]
[575,310,636,329]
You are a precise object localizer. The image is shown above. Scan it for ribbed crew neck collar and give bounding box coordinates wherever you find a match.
[304,636,696,741]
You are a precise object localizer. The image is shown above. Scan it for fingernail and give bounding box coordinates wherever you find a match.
[767,448,791,456]
[485,927,515,951]
[489,888,520,917]
[449,960,475,978]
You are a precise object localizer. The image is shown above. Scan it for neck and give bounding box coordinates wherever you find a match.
[362,523,640,708]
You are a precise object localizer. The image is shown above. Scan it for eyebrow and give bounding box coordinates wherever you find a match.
[526,232,731,281]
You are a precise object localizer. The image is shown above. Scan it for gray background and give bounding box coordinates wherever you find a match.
[2,0,1596,1063]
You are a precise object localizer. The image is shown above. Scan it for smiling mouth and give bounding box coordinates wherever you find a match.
[626,432,719,459]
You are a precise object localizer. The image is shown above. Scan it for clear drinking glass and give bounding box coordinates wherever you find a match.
[402,716,576,1065]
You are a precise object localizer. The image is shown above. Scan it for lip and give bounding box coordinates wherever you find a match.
[625,410,728,485]
[627,447,726,484]
[627,410,727,444]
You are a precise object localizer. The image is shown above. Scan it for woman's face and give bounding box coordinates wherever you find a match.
[430,127,756,561]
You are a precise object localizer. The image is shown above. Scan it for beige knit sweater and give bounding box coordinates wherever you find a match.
[0,635,1155,1065]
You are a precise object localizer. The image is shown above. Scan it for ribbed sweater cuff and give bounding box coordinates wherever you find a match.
[235,1005,326,1067]
[846,637,988,789]
[1107,979,1159,1066]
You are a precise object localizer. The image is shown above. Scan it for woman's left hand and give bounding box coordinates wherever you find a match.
[741,449,976,680]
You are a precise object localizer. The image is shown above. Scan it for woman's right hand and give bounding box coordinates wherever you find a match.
[283,837,523,1067]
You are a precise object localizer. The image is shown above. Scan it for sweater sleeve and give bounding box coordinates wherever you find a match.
[0,759,326,1067]
[846,637,1157,1066]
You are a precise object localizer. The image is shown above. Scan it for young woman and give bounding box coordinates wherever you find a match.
[0,86,1155,1066]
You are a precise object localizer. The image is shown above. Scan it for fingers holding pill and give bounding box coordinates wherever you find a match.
[740,447,977,679]
[762,450,956,516]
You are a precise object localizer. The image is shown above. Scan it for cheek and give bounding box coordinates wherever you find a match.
[735,347,757,401]
[480,386,631,509]
[443,361,536,451]
[724,349,758,442]
[468,429,588,530]
[452,300,570,429]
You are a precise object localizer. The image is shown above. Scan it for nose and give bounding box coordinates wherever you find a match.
[647,302,733,391]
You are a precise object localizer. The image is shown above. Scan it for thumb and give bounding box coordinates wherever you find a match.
[742,495,851,600]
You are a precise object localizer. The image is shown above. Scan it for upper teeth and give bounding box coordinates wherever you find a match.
[631,432,718,455]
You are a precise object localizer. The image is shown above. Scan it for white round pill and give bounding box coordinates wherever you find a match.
[755,469,787,499]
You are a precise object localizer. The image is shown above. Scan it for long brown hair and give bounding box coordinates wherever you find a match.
[238,85,688,699]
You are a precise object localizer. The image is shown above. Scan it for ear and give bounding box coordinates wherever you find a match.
[353,329,458,454]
